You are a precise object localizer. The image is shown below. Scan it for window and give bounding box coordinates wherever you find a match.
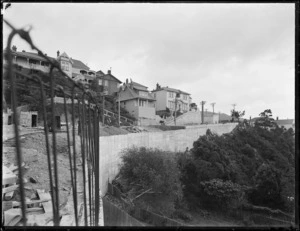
[183,94,187,100]
[98,79,103,85]
[168,92,174,98]
[104,80,108,86]
[168,101,175,110]
[153,93,156,98]
[139,100,146,107]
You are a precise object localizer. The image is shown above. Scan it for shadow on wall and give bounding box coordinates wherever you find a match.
[102,197,145,226]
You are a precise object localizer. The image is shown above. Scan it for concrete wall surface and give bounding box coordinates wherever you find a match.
[99,123,237,195]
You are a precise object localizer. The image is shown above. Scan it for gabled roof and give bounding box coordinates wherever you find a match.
[96,70,105,76]
[71,58,90,70]
[131,81,147,88]
[97,73,122,84]
[133,85,148,91]
[119,85,155,102]
[152,86,190,95]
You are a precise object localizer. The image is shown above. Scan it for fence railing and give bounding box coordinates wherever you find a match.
[3,20,101,226]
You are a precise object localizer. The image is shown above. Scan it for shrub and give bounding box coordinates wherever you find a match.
[200,179,246,210]
[117,147,183,216]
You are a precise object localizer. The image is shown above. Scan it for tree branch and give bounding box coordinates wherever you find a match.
[133,188,153,200]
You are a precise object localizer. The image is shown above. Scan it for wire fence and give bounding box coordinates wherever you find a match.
[3,20,101,226]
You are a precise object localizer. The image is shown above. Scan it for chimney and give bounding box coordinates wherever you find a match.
[12,45,17,52]
[276,116,278,120]
[22,50,25,52]
[57,50,60,57]
[126,78,128,84]
[108,70,111,75]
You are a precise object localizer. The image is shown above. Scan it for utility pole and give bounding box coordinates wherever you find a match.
[211,102,216,115]
[200,101,206,124]
[232,103,236,111]
[231,103,236,122]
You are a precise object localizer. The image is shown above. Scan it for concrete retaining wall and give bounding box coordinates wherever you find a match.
[99,123,237,195]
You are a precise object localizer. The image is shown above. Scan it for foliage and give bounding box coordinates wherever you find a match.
[200,179,246,210]
[180,116,295,213]
[254,109,277,129]
[116,147,183,216]
[231,109,245,122]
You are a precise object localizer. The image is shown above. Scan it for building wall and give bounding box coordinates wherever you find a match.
[122,99,156,120]
[99,123,237,195]
[107,76,120,95]
[59,56,72,77]
[153,90,167,111]
[19,111,38,127]
[137,106,156,119]
[204,114,219,124]
[165,111,202,126]
[122,100,138,118]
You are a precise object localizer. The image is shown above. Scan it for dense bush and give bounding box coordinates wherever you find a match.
[200,179,246,210]
[116,147,183,216]
[180,121,295,212]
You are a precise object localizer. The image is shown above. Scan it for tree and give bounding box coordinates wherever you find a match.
[115,147,183,216]
[231,109,245,122]
[255,109,277,129]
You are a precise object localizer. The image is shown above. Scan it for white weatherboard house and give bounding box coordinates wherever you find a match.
[151,83,191,116]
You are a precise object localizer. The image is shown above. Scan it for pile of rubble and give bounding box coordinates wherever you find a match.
[3,163,57,226]
[121,126,148,133]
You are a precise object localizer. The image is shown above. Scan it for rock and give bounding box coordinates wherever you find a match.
[29,177,38,183]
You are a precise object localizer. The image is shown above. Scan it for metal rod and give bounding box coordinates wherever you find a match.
[49,68,60,225]
[37,74,56,224]
[6,30,27,226]
[71,88,78,226]
[81,94,88,226]
[62,89,77,223]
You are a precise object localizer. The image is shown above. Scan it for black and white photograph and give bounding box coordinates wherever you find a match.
[2,2,296,228]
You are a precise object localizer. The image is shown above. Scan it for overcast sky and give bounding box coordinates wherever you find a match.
[3,3,295,119]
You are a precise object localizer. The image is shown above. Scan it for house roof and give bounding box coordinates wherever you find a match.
[96,74,122,83]
[133,85,148,91]
[152,86,190,95]
[131,81,147,88]
[71,58,90,70]
[96,70,105,76]
[119,85,155,102]
[7,50,56,63]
